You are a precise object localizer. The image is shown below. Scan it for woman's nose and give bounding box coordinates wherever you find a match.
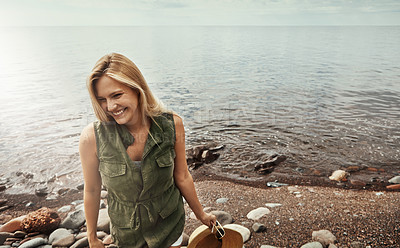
[107,99,117,111]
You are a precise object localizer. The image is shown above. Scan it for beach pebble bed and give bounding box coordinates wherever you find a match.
[0,180,399,247]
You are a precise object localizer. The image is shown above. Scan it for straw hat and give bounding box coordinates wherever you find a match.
[187,224,243,248]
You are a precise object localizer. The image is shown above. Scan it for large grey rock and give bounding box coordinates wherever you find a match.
[312,230,336,247]
[19,238,48,248]
[246,207,271,220]
[300,242,324,248]
[210,211,233,225]
[97,208,110,233]
[60,210,86,229]
[49,228,72,244]
[70,237,88,248]
[52,234,75,247]
[224,224,250,243]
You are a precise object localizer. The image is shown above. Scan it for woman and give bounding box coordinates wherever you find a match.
[79,53,216,248]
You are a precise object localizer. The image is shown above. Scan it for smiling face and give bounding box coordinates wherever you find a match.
[95,75,141,127]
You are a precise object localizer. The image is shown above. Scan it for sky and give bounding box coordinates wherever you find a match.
[0,0,399,26]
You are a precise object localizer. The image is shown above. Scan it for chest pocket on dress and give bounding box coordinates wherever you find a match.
[155,148,175,167]
[99,160,127,189]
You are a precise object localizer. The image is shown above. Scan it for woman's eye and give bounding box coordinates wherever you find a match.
[114,93,122,98]
[97,98,106,102]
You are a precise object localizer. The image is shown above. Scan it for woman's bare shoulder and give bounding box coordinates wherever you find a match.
[80,122,96,145]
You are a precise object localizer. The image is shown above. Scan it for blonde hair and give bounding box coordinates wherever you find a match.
[87,53,167,124]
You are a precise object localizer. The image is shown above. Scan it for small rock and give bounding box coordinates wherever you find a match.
[375,192,384,196]
[312,230,336,247]
[71,200,84,206]
[19,238,48,248]
[216,198,229,204]
[60,210,86,229]
[287,186,297,192]
[25,202,35,207]
[97,208,110,233]
[350,241,363,248]
[0,216,26,233]
[329,170,349,181]
[70,237,88,248]
[57,188,70,196]
[57,205,72,213]
[102,235,112,245]
[252,223,266,233]
[389,176,400,184]
[35,187,49,197]
[350,180,366,187]
[13,231,26,239]
[210,211,233,225]
[76,184,84,190]
[266,182,288,187]
[181,233,189,246]
[386,184,400,190]
[247,207,271,221]
[100,190,108,199]
[49,228,72,244]
[328,243,338,248]
[260,246,278,248]
[300,242,323,248]
[99,200,106,209]
[0,232,14,245]
[265,203,282,208]
[223,224,250,243]
[52,234,75,247]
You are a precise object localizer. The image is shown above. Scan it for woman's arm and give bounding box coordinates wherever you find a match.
[172,115,216,228]
[79,123,104,247]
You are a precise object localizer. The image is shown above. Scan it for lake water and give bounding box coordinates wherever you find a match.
[0,26,399,194]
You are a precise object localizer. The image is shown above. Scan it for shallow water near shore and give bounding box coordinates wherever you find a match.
[0,26,399,194]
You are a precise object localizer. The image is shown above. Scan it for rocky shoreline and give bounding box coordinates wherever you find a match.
[1,179,399,248]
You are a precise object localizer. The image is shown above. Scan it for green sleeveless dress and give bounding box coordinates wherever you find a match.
[93,113,185,248]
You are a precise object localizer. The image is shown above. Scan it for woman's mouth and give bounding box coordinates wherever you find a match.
[112,108,126,117]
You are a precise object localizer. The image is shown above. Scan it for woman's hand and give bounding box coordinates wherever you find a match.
[198,212,217,229]
[89,238,105,248]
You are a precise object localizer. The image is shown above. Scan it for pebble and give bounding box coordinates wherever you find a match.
[312,230,336,247]
[57,205,72,213]
[60,210,86,229]
[301,242,323,248]
[19,238,47,248]
[224,224,251,243]
[52,234,75,247]
[386,184,400,190]
[246,207,270,220]
[350,241,363,248]
[389,176,400,184]
[101,190,108,199]
[260,246,278,248]
[0,216,25,233]
[97,208,110,233]
[329,170,348,181]
[71,200,84,206]
[264,203,282,208]
[209,211,232,226]
[49,228,72,244]
[216,198,229,204]
[70,237,88,248]
[252,223,266,233]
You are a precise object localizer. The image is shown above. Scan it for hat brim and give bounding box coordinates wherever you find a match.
[188,225,243,248]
